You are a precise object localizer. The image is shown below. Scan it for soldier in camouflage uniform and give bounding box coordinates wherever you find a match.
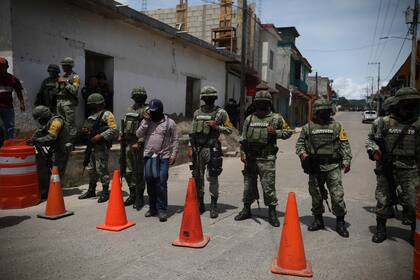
[366,87,420,243]
[35,64,60,113]
[296,99,352,237]
[56,57,80,139]
[30,105,72,198]
[234,90,292,227]
[121,87,148,209]
[78,93,118,203]
[190,86,233,218]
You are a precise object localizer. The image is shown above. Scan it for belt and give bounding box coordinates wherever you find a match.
[316,158,340,165]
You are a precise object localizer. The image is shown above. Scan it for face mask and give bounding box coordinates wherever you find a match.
[255,101,269,112]
[133,96,147,104]
[318,111,331,122]
[202,97,216,106]
[38,117,49,126]
[48,71,58,79]
[398,103,419,120]
[150,110,163,122]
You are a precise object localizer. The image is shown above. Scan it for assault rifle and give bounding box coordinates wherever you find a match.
[240,139,260,207]
[33,142,54,170]
[189,134,204,199]
[82,111,108,175]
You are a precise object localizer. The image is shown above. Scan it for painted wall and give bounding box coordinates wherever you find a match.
[6,0,227,132]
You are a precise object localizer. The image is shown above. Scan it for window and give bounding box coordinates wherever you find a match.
[269,50,274,70]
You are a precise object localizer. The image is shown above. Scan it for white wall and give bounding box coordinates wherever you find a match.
[9,0,227,131]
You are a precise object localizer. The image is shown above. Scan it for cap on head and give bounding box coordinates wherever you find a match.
[87,93,105,105]
[200,86,218,99]
[47,64,60,73]
[394,87,420,105]
[60,57,75,67]
[254,90,272,103]
[312,99,332,113]
[131,87,147,98]
[32,105,51,120]
[148,99,163,112]
[0,57,9,68]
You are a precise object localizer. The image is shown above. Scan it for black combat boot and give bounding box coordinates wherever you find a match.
[210,197,218,219]
[372,217,387,243]
[78,183,96,199]
[124,187,136,206]
[308,214,324,231]
[158,210,168,222]
[134,192,144,211]
[234,203,252,221]
[145,208,158,217]
[336,216,349,238]
[402,206,411,225]
[97,184,109,203]
[199,196,205,214]
[268,205,280,227]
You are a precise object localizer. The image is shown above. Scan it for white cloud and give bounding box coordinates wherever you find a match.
[332,77,368,100]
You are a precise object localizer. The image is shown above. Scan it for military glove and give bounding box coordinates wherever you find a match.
[267,126,276,135]
[187,147,193,158]
[343,164,351,174]
[240,154,247,163]
[131,143,140,151]
[300,152,309,161]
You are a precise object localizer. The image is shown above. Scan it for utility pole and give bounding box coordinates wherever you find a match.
[368,62,381,111]
[315,72,319,97]
[239,0,248,130]
[410,0,418,88]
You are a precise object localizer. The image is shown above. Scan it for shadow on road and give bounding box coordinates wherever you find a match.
[300,215,351,231]
[242,208,285,226]
[0,216,31,229]
[165,203,238,219]
[368,225,412,245]
[63,188,83,196]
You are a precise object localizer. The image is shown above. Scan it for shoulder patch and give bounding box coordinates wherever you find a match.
[339,128,348,141]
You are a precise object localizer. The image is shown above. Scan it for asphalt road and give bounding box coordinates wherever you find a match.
[0,112,413,280]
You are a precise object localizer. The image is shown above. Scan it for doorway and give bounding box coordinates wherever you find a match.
[185,77,201,118]
[84,51,114,114]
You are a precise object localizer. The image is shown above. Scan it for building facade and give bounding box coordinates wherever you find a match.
[0,0,237,132]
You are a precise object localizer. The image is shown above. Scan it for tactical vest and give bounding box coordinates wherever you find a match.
[192,106,221,145]
[382,117,419,157]
[307,122,340,157]
[246,113,279,146]
[123,106,147,135]
[57,73,79,105]
[85,111,109,132]
[43,79,58,108]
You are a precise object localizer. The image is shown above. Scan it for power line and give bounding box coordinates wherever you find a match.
[385,29,410,80]
[302,41,391,53]
[368,0,383,63]
[373,0,392,60]
[376,0,404,60]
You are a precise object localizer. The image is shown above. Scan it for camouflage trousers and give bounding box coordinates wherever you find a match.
[56,100,76,138]
[308,167,347,217]
[125,140,145,194]
[375,167,418,222]
[242,157,277,206]
[87,145,110,186]
[197,147,219,199]
[37,149,70,197]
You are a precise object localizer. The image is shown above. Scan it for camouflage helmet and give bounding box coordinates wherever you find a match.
[312,99,332,114]
[394,87,420,105]
[131,87,147,98]
[60,57,75,67]
[0,57,9,68]
[254,90,272,103]
[87,93,105,105]
[47,64,60,73]
[383,96,396,112]
[32,105,52,120]
[200,86,218,98]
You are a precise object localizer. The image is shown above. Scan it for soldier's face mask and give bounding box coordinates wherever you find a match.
[62,65,72,73]
[48,71,59,79]
[133,95,147,104]
[37,117,49,126]
[89,104,104,113]
[254,101,270,112]
[317,110,331,122]
[150,109,164,122]
[202,96,217,106]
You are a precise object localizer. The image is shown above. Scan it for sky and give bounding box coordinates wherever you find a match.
[120,0,413,100]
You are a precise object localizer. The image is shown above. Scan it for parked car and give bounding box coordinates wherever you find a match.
[362,110,377,123]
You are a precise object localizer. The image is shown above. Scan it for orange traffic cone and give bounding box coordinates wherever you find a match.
[271,192,313,277]
[96,170,135,231]
[172,177,210,248]
[37,166,73,220]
